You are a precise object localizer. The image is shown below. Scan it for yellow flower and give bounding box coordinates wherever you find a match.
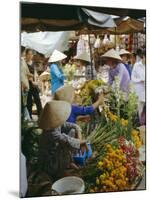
[108,112,118,121]
[131,129,142,149]
[111,115,118,121]
[105,144,112,149]
[131,129,139,136]
[100,173,107,180]
[103,180,114,187]
[98,161,103,167]
[120,118,128,126]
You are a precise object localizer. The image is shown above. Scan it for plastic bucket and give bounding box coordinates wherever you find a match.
[51,176,85,195]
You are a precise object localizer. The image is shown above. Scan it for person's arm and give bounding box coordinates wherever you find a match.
[62,122,81,132]
[73,105,95,116]
[108,71,113,85]
[92,93,105,109]
[109,67,119,85]
[52,129,82,149]
[77,115,91,122]
[72,93,104,116]
[25,63,34,80]
[62,122,82,140]
[51,64,65,81]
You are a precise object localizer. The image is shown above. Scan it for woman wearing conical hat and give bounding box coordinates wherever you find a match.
[74,51,97,80]
[101,49,130,94]
[38,100,87,179]
[119,49,132,78]
[54,85,105,124]
[48,50,67,94]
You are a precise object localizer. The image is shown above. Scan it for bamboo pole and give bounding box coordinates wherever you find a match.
[88,34,94,79]
[115,27,117,49]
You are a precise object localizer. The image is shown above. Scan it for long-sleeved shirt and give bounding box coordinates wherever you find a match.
[131,61,145,102]
[67,104,94,123]
[124,63,132,79]
[21,57,30,91]
[109,63,130,93]
[85,65,97,80]
[50,63,65,94]
[38,122,81,178]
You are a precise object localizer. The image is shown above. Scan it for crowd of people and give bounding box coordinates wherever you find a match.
[20,44,145,197]
[21,47,42,121]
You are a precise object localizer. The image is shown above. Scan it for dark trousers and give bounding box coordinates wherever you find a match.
[27,86,42,119]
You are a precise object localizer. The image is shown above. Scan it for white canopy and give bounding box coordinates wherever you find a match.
[21,31,72,57]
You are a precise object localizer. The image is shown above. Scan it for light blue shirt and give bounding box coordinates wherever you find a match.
[50,63,65,94]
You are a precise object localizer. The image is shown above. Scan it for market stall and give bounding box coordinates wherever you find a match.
[21,2,146,197]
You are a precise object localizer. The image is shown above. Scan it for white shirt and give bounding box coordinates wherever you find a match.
[131,61,145,102]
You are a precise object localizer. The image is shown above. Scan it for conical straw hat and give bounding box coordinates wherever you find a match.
[101,48,122,61]
[74,51,91,63]
[54,85,74,103]
[39,71,50,81]
[48,50,67,63]
[119,49,131,56]
[38,100,71,130]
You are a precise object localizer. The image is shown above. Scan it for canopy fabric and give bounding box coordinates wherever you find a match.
[108,18,144,34]
[21,3,143,32]
[21,7,116,32]
[21,31,71,56]
[21,18,82,32]
[81,8,116,28]
[76,18,144,35]
[21,3,145,33]
[21,3,146,19]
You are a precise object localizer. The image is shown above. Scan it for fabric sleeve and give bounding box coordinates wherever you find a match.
[118,64,125,83]
[51,64,64,80]
[131,63,145,83]
[62,122,82,133]
[72,105,94,116]
[52,130,80,149]
[108,68,119,85]
[108,70,114,85]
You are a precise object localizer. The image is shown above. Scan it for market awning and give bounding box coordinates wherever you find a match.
[21,31,72,56]
[77,17,145,35]
[21,3,146,32]
[108,17,144,34]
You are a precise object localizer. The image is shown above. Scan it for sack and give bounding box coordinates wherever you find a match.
[94,38,101,48]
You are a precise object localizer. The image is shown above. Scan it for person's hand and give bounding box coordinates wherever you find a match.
[80,140,89,155]
[76,131,82,140]
[27,73,34,79]
[21,82,28,92]
[102,85,111,94]
[77,115,91,123]
[32,81,38,87]
[98,92,105,106]
[80,139,87,145]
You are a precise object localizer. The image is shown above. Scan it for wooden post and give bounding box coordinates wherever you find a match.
[88,34,94,79]
[115,27,117,49]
